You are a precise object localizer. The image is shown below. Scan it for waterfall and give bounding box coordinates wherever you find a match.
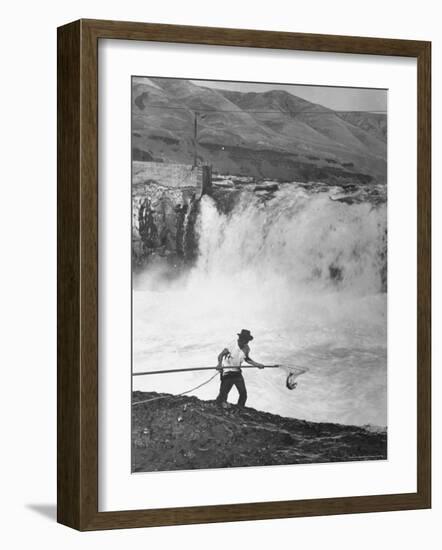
[195,188,386,295]
[133,184,387,427]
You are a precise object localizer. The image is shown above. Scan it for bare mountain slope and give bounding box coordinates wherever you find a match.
[132,78,387,184]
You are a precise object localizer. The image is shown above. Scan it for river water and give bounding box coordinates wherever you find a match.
[133,183,387,427]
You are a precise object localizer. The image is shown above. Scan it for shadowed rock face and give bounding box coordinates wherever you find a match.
[132,392,387,472]
[132,181,200,269]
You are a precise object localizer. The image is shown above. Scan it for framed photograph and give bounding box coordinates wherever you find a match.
[57,19,431,530]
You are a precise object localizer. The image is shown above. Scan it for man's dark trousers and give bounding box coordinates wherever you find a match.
[216,371,247,407]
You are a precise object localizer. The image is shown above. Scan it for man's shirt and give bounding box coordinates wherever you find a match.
[221,342,250,374]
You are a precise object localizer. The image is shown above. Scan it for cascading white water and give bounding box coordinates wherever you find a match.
[133,184,387,427]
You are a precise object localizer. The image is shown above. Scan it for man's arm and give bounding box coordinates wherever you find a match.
[244,356,265,369]
[243,345,265,369]
[217,348,230,370]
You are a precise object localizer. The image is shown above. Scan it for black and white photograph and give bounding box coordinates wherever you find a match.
[131,76,388,473]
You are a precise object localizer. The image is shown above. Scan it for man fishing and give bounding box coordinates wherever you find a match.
[216,329,265,408]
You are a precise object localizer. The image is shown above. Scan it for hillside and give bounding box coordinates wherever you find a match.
[132,78,387,184]
[132,391,387,472]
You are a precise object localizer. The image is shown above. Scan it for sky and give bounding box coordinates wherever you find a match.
[191,79,387,112]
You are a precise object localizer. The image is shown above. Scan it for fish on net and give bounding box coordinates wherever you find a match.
[279,365,309,390]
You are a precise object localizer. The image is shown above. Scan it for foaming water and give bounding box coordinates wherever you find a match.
[133,185,387,426]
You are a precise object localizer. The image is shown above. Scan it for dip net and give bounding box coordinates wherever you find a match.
[279,365,309,390]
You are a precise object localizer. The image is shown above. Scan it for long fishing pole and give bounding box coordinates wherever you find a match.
[132,364,280,377]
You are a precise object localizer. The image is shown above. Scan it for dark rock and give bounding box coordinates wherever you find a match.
[132,391,387,472]
[132,181,200,268]
[254,183,279,192]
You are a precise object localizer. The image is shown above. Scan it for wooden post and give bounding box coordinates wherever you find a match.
[202,164,212,195]
[193,111,198,167]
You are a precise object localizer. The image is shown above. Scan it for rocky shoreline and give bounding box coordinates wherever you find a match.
[132,391,387,473]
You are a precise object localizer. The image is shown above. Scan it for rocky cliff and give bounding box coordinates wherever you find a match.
[132,391,387,472]
[132,184,199,270]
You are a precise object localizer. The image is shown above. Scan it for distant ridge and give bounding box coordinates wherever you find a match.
[132,78,387,184]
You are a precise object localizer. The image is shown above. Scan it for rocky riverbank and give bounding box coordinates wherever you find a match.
[132,391,387,472]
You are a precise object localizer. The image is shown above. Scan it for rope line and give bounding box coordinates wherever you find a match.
[132,372,219,406]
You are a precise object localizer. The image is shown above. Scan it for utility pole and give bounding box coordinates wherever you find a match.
[193,111,198,167]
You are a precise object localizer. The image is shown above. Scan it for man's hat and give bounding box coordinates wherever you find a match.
[237,329,253,341]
